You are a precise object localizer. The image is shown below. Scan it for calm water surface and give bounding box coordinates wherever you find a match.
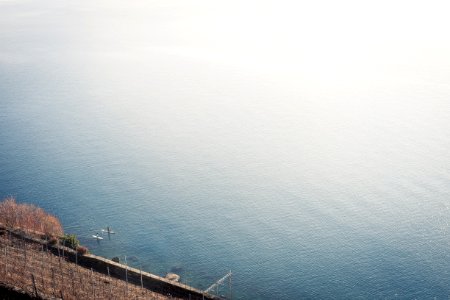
[1,1,450,299]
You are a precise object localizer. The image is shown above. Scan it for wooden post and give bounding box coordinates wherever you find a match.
[91,268,95,298]
[31,273,38,298]
[41,245,45,291]
[23,236,27,266]
[140,266,143,289]
[40,245,44,278]
[51,267,56,297]
[4,245,7,275]
[60,254,64,284]
[108,266,112,299]
[125,255,128,296]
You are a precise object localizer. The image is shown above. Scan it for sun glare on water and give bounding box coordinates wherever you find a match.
[133,0,450,85]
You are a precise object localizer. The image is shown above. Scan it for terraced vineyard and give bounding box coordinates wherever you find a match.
[0,231,180,300]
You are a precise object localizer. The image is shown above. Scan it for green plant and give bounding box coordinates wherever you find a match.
[60,234,79,250]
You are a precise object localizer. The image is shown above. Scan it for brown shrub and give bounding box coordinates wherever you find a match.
[0,197,63,237]
[76,245,89,255]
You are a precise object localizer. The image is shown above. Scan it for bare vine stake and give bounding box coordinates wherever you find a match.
[140,265,143,289]
[102,273,105,298]
[51,267,56,297]
[4,245,7,275]
[107,266,112,298]
[41,273,45,294]
[60,254,64,285]
[97,272,100,298]
[40,245,44,277]
[23,237,26,266]
[71,269,76,298]
[31,273,38,298]
[125,255,128,296]
[91,267,95,298]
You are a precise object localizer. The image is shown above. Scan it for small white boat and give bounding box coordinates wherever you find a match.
[101,229,116,234]
[92,235,103,240]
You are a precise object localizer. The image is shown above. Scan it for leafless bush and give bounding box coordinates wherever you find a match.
[0,197,63,237]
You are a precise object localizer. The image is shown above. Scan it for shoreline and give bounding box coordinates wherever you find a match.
[0,225,218,300]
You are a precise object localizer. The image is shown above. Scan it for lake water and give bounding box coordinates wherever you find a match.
[1,1,450,299]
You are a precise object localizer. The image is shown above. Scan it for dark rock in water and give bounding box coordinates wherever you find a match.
[112,257,120,263]
[165,273,180,282]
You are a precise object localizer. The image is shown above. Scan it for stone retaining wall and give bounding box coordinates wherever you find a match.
[2,227,218,300]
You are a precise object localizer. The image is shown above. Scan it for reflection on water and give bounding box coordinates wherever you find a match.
[1,1,450,299]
